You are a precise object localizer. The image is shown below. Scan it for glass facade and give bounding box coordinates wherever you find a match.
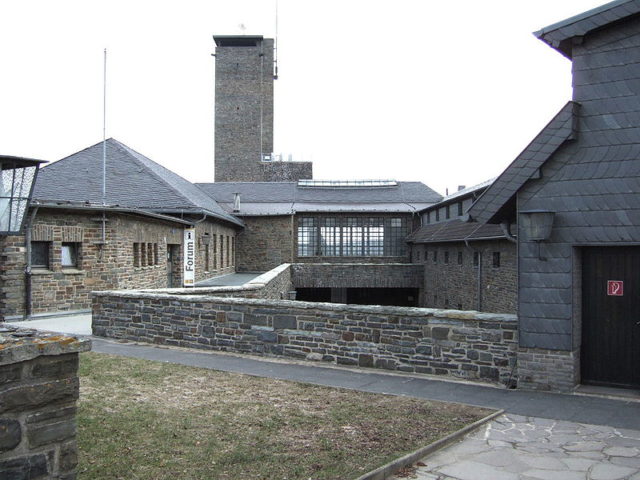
[297,216,408,257]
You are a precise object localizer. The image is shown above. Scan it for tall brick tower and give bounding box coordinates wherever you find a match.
[213,35,312,182]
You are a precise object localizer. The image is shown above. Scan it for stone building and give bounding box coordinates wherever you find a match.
[469,0,640,391]
[213,35,312,182]
[0,139,242,318]
[407,180,517,313]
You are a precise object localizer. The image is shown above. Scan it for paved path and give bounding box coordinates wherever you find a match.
[392,414,640,480]
[87,337,640,431]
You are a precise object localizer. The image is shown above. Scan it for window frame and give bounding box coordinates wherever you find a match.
[31,241,51,269]
[61,242,80,269]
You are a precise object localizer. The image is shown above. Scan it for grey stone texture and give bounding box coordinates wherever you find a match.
[398,414,640,480]
[292,263,423,289]
[92,291,518,385]
[236,215,294,272]
[0,327,89,480]
[414,239,517,314]
[0,209,236,318]
[214,37,311,182]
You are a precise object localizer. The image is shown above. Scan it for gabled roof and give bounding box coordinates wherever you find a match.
[406,219,506,244]
[419,178,495,214]
[534,0,640,58]
[196,181,442,216]
[33,138,243,227]
[468,102,579,225]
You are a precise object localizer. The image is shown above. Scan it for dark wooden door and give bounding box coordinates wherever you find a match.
[582,247,640,388]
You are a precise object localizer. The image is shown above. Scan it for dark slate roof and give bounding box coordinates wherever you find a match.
[468,102,579,225]
[406,219,506,244]
[534,0,640,58]
[196,181,442,216]
[33,139,243,227]
[419,178,495,214]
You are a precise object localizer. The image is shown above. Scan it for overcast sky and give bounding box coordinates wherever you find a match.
[0,0,607,196]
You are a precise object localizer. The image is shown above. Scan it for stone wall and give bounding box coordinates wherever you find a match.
[292,263,423,289]
[92,292,518,385]
[262,162,313,182]
[0,326,90,479]
[1,208,238,318]
[236,216,294,272]
[517,347,579,392]
[144,263,293,301]
[413,239,517,313]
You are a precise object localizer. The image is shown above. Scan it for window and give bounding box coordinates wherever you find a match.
[220,236,225,267]
[415,249,420,262]
[31,242,50,269]
[297,216,407,257]
[435,209,440,222]
[444,251,449,264]
[61,242,79,268]
[445,205,450,220]
[457,202,463,216]
[493,251,501,268]
[473,251,479,267]
[133,242,159,267]
[231,237,235,266]
[213,234,218,269]
[226,236,230,266]
[426,212,430,224]
[433,250,437,264]
[457,251,463,265]
[205,243,210,271]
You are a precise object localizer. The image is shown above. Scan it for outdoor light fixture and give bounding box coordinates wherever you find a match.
[0,156,45,235]
[520,209,555,260]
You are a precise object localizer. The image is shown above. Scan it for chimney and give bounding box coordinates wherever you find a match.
[233,193,241,212]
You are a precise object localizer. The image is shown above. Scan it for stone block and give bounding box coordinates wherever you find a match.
[273,315,296,330]
[0,454,49,479]
[27,418,76,448]
[0,418,22,452]
[358,354,374,368]
[479,366,499,381]
[0,364,22,386]
[256,330,277,343]
[432,327,450,340]
[59,441,78,471]
[0,378,79,414]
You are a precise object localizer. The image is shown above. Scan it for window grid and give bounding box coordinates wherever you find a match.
[298,217,407,257]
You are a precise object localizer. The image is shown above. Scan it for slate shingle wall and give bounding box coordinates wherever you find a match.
[517,15,640,358]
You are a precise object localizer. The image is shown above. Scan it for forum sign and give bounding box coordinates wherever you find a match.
[183,227,196,287]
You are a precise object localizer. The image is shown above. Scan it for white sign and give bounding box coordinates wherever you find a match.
[183,227,196,287]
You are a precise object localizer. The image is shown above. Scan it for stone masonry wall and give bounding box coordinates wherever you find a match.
[517,347,579,392]
[262,162,313,182]
[414,239,517,313]
[92,292,518,386]
[1,209,237,318]
[0,327,90,479]
[144,263,293,301]
[236,216,294,272]
[292,263,423,289]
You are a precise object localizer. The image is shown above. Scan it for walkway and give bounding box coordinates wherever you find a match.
[195,272,263,287]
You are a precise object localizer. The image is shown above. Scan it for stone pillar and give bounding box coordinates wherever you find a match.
[0,326,91,479]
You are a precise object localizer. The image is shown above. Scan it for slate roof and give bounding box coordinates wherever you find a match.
[406,219,506,244]
[33,139,243,227]
[534,0,640,58]
[468,102,579,225]
[196,181,442,216]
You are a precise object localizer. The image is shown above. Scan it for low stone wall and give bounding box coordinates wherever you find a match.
[517,347,579,392]
[139,263,293,300]
[292,263,423,289]
[92,292,518,385]
[0,326,91,479]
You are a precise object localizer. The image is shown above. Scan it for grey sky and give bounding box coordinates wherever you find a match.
[0,0,606,195]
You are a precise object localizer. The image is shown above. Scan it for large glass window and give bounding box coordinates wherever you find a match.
[298,216,408,257]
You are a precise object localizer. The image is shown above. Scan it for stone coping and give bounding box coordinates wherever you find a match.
[0,325,91,366]
[136,263,292,295]
[91,290,516,323]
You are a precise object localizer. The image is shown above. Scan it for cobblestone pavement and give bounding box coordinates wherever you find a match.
[394,414,640,480]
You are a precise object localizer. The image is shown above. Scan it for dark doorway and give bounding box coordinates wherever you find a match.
[582,247,640,389]
[346,288,419,307]
[167,244,180,288]
[296,288,331,302]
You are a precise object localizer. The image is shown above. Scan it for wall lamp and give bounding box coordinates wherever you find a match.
[519,210,555,260]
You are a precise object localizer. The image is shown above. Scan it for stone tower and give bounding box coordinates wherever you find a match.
[213,35,312,182]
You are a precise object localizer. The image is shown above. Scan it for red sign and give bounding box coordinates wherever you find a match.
[607,280,624,296]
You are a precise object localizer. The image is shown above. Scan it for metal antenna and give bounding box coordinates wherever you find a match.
[274,0,279,79]
[102,48,107,207]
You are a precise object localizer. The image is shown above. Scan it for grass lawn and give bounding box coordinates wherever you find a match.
[77,352,492,479]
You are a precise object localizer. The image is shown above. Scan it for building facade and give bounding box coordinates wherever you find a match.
[213,35,312,182]
[470,0,640,390]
